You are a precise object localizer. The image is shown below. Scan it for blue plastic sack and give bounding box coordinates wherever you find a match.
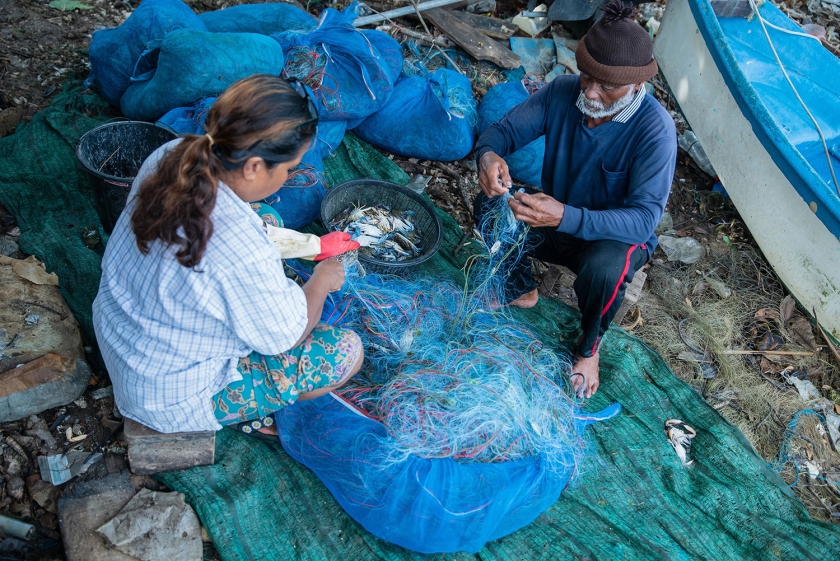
[198,2,316,35]
[360,29,403,84]
[156,96,217,135]
[274,4,396,122]
[315,120,347,158]
[88,0,206,107]
[262,149,326,230]
[120,29,285,121]
[353,67,476,161]
[278,394,577,554]
[477,81,545,187]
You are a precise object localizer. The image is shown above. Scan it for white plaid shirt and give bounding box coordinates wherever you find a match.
[93,140,308,433]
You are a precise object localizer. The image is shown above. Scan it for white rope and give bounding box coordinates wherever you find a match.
[747,0,839,197]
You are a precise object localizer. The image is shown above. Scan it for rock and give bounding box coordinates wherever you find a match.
[6,475,24,501]
[96,488,203,561]
[58,473,138,561]
[0,236,18,257]
[0,106,23,138]
[26,475,59,513]
[1,255,90,422]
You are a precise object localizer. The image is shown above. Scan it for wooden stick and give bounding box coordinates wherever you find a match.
[814,307,840,365]
[722,349,815,356]
[98,146,120,172]
[377,24,450,47]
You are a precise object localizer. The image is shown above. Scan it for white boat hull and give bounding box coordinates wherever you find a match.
[655,0,840,338]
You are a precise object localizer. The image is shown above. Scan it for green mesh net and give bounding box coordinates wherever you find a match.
[1,82,838,559]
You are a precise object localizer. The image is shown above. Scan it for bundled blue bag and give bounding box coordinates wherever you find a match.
[477,81,545,187]
[274,4,396,122]
[156,96,217,135]
[88,0,206,106]
[262,149,326,229]
[277,394,588,554]
[120,29,285,121]
[360,29,403,84]
[315,120,347,158]
[353,67,476,161]
[198,2,316,35]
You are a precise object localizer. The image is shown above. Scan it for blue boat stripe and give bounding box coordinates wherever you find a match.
[689,0,840,238]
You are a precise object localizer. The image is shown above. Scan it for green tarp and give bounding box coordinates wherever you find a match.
[1,83,838,560]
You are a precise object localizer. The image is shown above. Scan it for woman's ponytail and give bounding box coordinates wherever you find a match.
[130,74,317,269]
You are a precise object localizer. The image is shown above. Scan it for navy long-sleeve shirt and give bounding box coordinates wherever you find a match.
[475,75,677,251]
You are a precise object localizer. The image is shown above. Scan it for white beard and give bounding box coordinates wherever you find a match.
[580,86,637,119]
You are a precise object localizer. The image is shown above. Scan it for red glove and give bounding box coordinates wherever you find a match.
[314,231,360,261]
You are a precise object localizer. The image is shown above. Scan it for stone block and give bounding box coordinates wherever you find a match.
[124,418,215,475]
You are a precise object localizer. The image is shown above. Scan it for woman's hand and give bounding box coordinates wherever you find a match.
[311,259,345,292]
[478,152,512,198]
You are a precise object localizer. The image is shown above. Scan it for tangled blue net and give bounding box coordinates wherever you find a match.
[278,195,620,553]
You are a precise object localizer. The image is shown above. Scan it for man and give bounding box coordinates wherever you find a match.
[474,0,676,399]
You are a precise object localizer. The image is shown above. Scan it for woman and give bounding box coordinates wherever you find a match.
[93,74,363,439]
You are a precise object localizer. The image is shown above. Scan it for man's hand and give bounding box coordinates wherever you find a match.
[311,259,345,292]
[508,191,565,228]
[478,152,512,198]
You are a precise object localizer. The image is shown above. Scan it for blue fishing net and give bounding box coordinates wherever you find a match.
[120,29,285,121]
[276,195,620,553]
[315,120,347,159]
[477,81,546,187]
[87,0,206,106]
[274,3,397,122]
[261,149,326,230]
[353,66,477,161]
[156,96,216,135]
[198,2,316,35]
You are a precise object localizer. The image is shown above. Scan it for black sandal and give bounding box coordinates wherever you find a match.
[231,415,278,443]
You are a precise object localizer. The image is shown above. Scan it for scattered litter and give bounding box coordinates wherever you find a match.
[658,235,705,264]
[509,37,556,76]
[96,488,202,561]
[678,131,716,177]
[664,419,697,467]
[785,374,821,401]
[330,204,424,262]
[511,4,550,37]
[0,513,35,540]
[73,396,87,409]
[38,450,103,485]
[24,314,40,325]
[824,412,840,451]
[703,275,732,298]
[65,425,88,442]
[91,386,114,400]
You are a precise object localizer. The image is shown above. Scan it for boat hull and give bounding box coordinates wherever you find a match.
[655,0,840,338]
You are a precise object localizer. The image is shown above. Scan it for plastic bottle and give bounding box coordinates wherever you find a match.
[678,131,716,178]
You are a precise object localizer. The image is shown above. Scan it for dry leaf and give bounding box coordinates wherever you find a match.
[835,403,840,415]
[754,308,781,324]
[780,295,796,325]
[759,332,784,351]
[692,281,707,296]
[788,316,817,350]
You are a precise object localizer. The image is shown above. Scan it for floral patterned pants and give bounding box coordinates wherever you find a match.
[212,324,362,425]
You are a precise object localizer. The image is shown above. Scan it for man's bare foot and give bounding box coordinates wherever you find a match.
[257,426,278,437]
[490,288,539,310]
[571,352,600,399]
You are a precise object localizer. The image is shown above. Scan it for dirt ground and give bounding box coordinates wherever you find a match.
[1,0,839,558]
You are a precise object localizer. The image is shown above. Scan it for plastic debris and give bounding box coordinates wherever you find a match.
[658,235,705,264]
[511,4,550,37]
[785,375,821,402]
[0,513,35,540]
[678,131,716,177]
[38,451,103,485]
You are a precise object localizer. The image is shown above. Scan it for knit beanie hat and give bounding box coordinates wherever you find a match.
[575,0,658,86]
